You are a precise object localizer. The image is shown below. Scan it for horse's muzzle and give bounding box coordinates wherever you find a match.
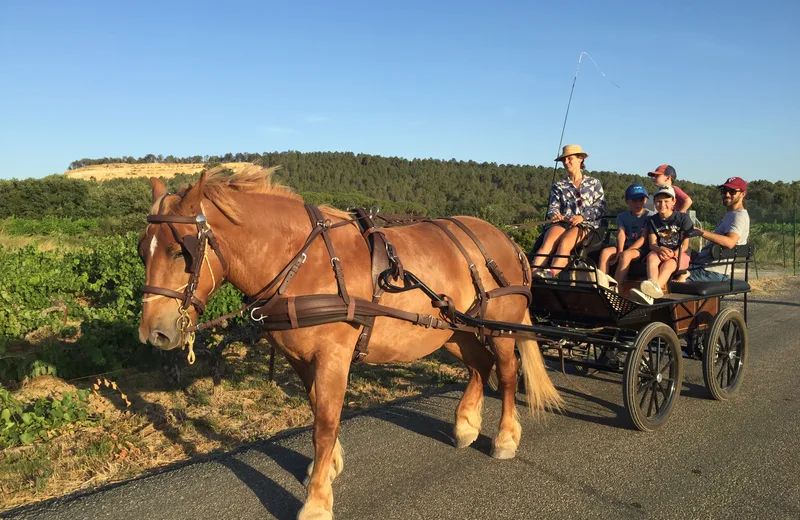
[139,325,180,350]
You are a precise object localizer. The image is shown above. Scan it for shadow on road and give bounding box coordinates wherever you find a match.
[219,453,303,518]
[681,380,712,400]
[555,385,633,431]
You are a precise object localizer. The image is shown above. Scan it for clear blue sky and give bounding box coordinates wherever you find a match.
[1,0,798,185]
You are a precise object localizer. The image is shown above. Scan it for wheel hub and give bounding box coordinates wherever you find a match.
[656,373,663,383]
[728,351,736,361]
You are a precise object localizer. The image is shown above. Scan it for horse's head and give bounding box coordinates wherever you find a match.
[138,173,226,350]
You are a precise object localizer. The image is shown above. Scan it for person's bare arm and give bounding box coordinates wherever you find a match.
[676,195,693,213]
[695,228,740,250]
[628,235,646,250]
[616,228,627,253]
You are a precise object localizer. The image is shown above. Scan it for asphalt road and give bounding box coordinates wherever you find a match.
[6,284,800,520]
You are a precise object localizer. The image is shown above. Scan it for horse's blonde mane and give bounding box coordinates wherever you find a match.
[169,164,350,223]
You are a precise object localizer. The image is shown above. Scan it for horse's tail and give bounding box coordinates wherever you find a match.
[517,311,563,416]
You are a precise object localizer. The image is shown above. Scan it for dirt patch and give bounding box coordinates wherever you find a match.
[748,275,800,295]
[63,163,251,182]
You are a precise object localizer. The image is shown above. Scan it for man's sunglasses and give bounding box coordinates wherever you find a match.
[720,188,741,195]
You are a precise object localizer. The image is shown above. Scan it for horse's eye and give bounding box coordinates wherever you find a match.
[167,246,184,259]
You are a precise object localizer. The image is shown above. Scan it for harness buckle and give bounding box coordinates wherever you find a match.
[250,306,267,322]
[330,256,340,267]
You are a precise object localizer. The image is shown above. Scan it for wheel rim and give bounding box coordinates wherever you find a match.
[635,336,679,421]
[712,319,744,392]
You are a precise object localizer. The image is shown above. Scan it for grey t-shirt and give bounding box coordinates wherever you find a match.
[616,209,656,248]
[695,209,750,264]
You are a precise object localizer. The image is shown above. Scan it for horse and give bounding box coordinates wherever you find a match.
[137,165,562,520]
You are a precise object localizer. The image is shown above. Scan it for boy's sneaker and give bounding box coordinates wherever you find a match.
[532,268,555,280]
[629,288,654,305]
[640,279,664,299]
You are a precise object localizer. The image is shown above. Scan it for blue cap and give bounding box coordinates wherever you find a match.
[625,184,649,200]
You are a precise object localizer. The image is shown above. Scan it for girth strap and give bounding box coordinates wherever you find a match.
[442,217,510,288]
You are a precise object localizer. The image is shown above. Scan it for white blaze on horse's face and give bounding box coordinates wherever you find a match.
[149,234,158,259]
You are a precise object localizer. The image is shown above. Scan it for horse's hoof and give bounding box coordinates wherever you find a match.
[455,429,479,448]
[454,422,480,448]
[298,504,333,520]
[491,446,517,460]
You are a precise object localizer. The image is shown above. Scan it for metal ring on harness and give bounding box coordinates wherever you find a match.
[250,305,268,322]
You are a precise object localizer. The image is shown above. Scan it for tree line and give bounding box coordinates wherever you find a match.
[67,152,267,170]
[3,152,798,229]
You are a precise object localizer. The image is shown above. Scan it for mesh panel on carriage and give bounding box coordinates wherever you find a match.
[530,284,646,322]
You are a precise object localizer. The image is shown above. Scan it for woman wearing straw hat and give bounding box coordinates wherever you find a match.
[530,144,607,280]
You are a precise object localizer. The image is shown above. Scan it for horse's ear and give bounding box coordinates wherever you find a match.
[150,177,167,202]
[181,171,207,211]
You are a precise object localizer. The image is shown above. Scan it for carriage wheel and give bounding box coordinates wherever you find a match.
[487,348,523,393]
[703,308,748,400]
[623,322,683,432]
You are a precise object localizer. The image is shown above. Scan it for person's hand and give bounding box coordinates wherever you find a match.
[657,247,673,261]
[551,213,564,222]
[569,215,584,227]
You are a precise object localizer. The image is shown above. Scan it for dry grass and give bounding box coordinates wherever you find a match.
[0,342,466,511]
[748,274,800,295]
[63,162,251,182]
[0,232,85,252]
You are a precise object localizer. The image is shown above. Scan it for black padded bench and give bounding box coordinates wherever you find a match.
[667,243,754,297]
[668,279,750,296]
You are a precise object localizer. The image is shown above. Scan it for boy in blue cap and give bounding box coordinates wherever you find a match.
[598,183,655,289]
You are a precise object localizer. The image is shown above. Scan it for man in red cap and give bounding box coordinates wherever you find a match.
[685,176,750,282]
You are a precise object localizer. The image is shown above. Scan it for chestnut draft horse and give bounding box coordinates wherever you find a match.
[138,166,562,520]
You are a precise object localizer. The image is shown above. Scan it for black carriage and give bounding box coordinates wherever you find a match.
[521,241,753,431]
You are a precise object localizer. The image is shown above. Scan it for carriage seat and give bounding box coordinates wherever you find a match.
[667,279,750,297]
[667,243,754,296]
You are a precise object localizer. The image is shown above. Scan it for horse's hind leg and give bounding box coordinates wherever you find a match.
[298,349,350,520]
[490,336,522,460]
[444,333,494,448]
[283,355,344,487]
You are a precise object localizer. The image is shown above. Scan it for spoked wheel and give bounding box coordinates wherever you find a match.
[487,348,523,393]
[623,322,683,432]
[703,308,748,400]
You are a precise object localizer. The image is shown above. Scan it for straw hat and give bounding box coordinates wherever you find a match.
[555,144,589,162]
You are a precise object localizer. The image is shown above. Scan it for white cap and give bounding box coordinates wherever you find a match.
[653,185,676,199]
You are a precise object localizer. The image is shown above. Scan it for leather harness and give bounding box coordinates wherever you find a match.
[143,202,532,363]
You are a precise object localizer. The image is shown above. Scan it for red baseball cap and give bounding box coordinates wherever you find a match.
[648,164,676,179]
[719,176,747,192]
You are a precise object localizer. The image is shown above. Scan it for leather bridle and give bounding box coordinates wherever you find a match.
[141,212,227,316]
[140,197,229,362]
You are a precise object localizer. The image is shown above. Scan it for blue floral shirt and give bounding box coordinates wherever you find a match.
[546,176,606,229]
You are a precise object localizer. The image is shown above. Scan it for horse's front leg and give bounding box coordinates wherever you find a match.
[490,336,522,459]
[297,350,350,520]
[281,352,345,487]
